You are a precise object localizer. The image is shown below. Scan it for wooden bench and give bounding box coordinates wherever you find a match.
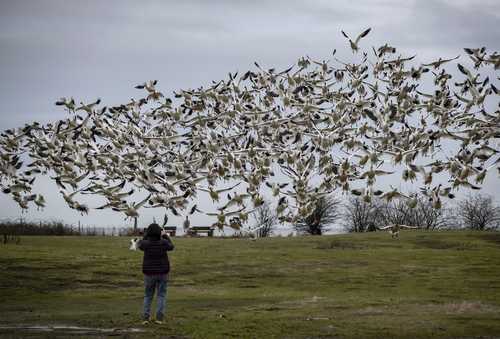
[188,226,214,237]
[162,226,177,237]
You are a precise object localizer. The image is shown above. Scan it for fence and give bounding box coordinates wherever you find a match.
[0,219,133,237]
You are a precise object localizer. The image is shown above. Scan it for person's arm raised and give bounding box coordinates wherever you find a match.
[161,230,175,251]
[138,239,146,251]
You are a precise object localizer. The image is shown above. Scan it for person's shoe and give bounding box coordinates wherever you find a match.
[154,319,163,325]
[141,320,150,325]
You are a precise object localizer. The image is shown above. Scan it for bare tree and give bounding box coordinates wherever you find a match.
[342,197,382,232]
[377,194,449,230]
[413,196,450,230]
[378,199,412,227]
[456,194,500,230]
[252,201,278,238]
[294,195,341,235]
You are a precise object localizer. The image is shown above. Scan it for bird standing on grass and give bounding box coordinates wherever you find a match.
[378,224,418,239]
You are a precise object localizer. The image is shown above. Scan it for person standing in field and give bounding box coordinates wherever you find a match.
[138,223,174,324]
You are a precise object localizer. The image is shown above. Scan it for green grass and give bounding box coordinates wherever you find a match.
[1,231,500,338]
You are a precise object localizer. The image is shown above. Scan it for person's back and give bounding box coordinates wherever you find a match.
[139,237,174,275]
[138,223,174,324]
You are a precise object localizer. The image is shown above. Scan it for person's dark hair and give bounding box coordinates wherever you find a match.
[146,223,162,240]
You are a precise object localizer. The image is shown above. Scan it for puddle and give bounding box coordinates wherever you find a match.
[0,325,144,334]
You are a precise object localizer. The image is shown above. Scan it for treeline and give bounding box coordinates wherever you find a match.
[251,193,500,236]
[342,194,447,233]
[0,219,133,236]
[294,193,500,235]
[2,193,499,238]
[342,193,500,233]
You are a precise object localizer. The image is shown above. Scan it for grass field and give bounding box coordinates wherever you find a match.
[1,231,500,338]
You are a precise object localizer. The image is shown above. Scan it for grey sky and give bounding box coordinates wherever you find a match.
[0,0,499,230]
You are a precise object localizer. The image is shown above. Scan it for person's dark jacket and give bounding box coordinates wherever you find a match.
[138,224,174,275]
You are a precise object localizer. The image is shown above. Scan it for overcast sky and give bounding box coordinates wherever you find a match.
[0,0,499,231]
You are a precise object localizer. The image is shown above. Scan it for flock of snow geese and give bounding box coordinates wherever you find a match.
[0,29,499,231]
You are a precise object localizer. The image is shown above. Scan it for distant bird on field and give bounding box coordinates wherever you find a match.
[378,224,418,239]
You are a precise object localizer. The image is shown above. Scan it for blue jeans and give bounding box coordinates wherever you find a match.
[143,274,168,321]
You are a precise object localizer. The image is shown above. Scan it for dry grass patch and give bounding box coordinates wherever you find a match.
[440,301,499,315]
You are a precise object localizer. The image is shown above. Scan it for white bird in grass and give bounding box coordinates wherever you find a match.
[129,238,139,251]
